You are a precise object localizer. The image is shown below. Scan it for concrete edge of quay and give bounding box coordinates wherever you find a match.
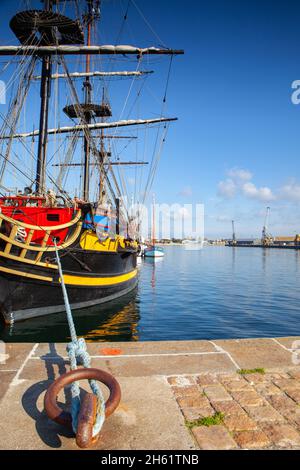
[0,336,299,450]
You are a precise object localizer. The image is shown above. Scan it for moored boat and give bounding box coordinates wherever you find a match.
[144,246,164,258]
[0,1,183,323]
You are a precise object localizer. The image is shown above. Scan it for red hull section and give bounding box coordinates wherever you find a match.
[0,196,75,245]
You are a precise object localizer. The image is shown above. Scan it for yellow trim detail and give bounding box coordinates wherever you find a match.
[0,250,58,269]
[79,230,138,252]
[62,269,138,286]
[0,221,82,252]
[0,265,53,282]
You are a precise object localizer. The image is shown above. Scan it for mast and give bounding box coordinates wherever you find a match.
[152,194,155,246]
[83,1,98,201]
[116,197,120,235]
[99,88,106,204]
[35,0,53,194]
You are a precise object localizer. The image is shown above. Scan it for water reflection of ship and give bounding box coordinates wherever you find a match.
[82,298,140,342]
[3,289,140,342]
[143,255,163,288]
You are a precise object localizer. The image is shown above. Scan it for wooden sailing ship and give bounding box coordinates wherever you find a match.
[0,0,183,323]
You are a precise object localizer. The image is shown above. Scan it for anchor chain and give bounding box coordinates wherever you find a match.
[44,240,121,448]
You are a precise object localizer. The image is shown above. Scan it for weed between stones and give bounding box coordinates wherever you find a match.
[237,368,265,375]
[185,412,225,429]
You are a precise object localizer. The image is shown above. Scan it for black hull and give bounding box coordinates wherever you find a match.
[0,274,138,323]
[0,247,138,323]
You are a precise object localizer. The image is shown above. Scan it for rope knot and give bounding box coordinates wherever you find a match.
[67,338,90,368]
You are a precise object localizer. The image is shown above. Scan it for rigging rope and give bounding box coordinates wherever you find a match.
[0,32,74,200]
[131,0,167,48]
[163,56,173,103]
[107,57,143,222]
[0,56,37,183]
[115,0,131,45]
[60,56,119,205]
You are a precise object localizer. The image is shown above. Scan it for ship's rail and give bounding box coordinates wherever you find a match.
[0,210,82,268]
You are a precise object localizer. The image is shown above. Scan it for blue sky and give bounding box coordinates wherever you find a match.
[1,0,300,238]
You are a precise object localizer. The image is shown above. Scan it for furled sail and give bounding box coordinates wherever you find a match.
[32,71,153,80]
[0,45,184,56]
[1,118,177,139]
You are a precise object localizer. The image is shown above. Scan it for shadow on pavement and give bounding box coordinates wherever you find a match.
[21,343,74,449]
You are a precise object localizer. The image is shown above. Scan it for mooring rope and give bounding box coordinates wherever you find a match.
[53,239,106,436]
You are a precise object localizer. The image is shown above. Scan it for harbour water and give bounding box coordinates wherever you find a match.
[1,245,300,342]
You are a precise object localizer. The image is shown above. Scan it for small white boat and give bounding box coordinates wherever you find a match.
[144,246,164,258]
[182,239,198,244]
[182,238,204,250]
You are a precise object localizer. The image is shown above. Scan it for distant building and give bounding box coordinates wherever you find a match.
[273,236,295,246]
[208,239,226,245]
[171,238,182,244]
[235,239,255,245]
[159,238,171,244]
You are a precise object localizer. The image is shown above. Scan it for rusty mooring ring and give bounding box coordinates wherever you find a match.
[44,367,121,428]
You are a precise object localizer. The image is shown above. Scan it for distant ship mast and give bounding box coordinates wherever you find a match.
[82,0,100,201]
[36,0,53,195]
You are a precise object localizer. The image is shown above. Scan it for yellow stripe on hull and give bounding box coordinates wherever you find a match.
[62,269,138,286]
[0,264,137,287]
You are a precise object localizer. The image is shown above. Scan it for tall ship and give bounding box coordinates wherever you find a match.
[0,0,182,323]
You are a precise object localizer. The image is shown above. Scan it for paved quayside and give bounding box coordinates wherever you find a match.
[0,338,300,450]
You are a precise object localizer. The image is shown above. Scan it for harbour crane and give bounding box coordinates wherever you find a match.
[294,233,300,246]
[231,220,237,245]
[262,206,273,246]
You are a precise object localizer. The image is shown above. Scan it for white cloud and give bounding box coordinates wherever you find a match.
[279,181,300,201]
[227,167,252,181]
[217,167,276,202]
[242,182,275,201]
[217,178,236,198]
[217,167,252,199]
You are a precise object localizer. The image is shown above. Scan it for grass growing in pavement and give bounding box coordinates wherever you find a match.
[237,368,265,375]
[185,412,225,429]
